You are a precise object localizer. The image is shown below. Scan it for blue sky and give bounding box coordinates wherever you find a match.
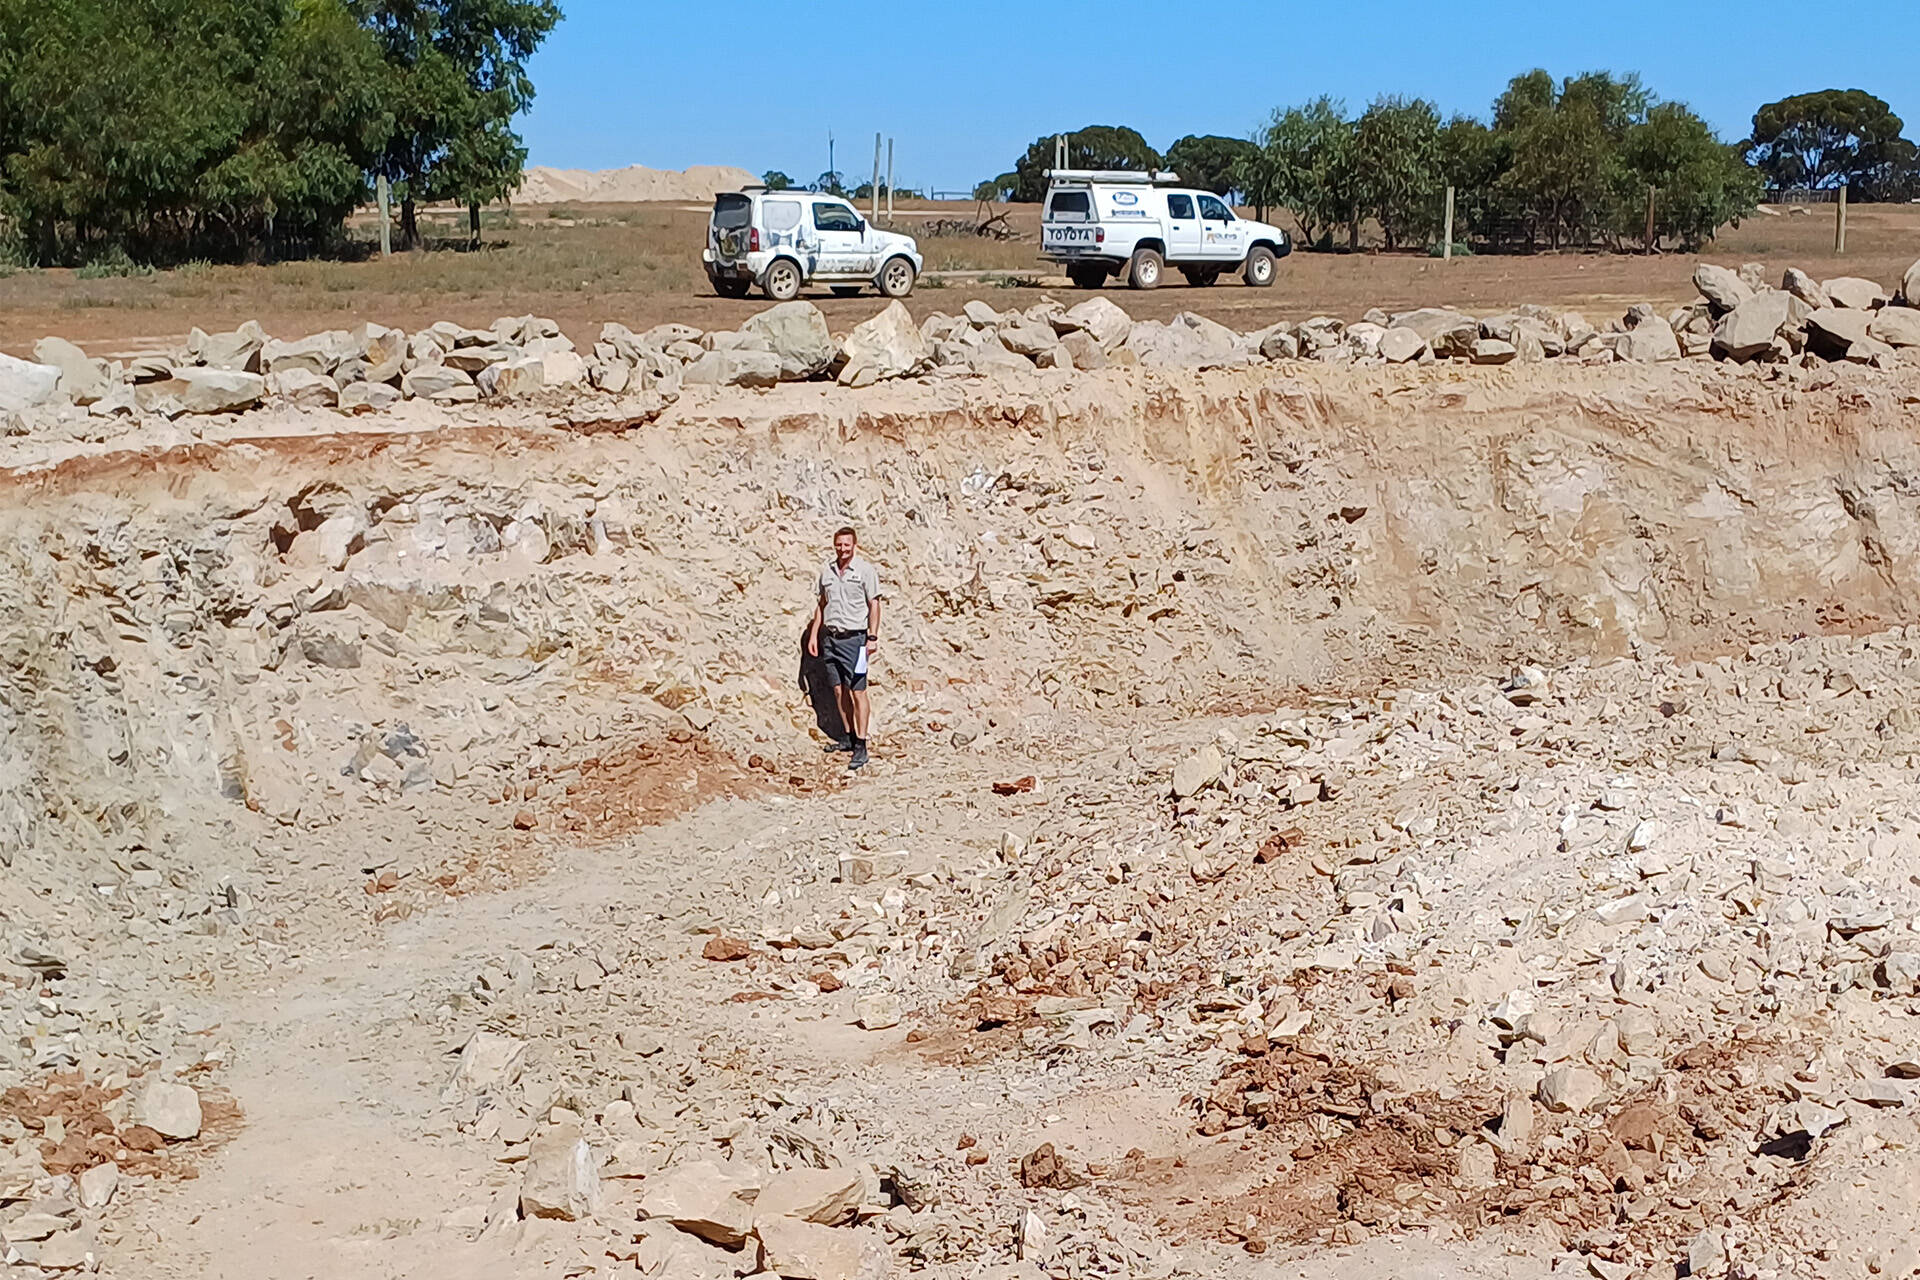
[520,0,1920,193]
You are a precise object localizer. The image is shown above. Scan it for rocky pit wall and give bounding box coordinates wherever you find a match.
[8,360,1920,844]
[4,357,1920,1274]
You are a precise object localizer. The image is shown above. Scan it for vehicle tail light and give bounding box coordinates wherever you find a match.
[749,228,760,251]
[1095,228,1105,243]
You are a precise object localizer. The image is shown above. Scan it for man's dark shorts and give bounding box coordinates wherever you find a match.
[821,630,869,691]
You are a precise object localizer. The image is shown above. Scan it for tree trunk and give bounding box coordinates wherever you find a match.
[468,202,480,250]
[401,196,418,251]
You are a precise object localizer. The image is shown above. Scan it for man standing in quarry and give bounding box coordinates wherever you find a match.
[808,527,883,771]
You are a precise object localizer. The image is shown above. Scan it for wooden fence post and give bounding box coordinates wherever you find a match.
[871,133,882,223]
[377,175,391,257]
[1835,184,1848,255]
[1644,185,1656,253]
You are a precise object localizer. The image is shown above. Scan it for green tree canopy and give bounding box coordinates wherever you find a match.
[1008,126,1161,201]
[1164,135,1258,196]
[0,0,392,263]
[1242,97,1357,248]
[1495,69,1644,249]
[353,0,560,247]
[1746,89,1919,198]
[973,173,1018,203]
[1622,103,1762,251]
[1351,97,1442,251]
[761,170,792,190]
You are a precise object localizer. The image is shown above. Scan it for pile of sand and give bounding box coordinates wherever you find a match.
[513,163,756,204]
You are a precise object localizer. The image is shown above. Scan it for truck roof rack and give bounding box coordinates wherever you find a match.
[1044,169,1182,185]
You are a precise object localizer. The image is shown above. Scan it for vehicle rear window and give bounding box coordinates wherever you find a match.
[764,200,801,232]
[1166,194,1195,219]
[713,193,752,229]
[1047,191,1092,222]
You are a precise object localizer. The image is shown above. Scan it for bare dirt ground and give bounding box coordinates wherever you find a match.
[3,200,1915,357]
[7,355,1920,1280]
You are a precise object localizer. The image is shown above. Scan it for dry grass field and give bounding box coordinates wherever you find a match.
[2,196,1916,355]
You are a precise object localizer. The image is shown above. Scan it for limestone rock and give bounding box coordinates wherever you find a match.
[268,368,340,406]
[299,625,362,669]
[962,300,1003,328]
[1806,307,1880,360]
[77,1163,118,1210]
[1614,320,1683,363]
[32,337,109,405]
[1713,291,1793,362]
[1904,258,1920,306]
[754,1165,863,1225]
[1124,320,1237,369]
[520,1123,603,1221]
[1259,326,1300,360]
[754,1216,889,1280]
[1388,307,1479,357]
[837,301,931,386]
[0,352,63,413]
[1538,1066,1602,1114]
[639,1159,764,1247]
[262,330,354,376]
[1822,276,1889,309]
[340,381,402,412]
[194,321,267,371]
[1378,327,1427,363]
[136,367,266,415]
[133,1079,202,1141]
[1171,745,1224,799]
[478,355,546,398]
[444,1030,527,1099]
[1470,337,1517,364]
[1063,297,1133,351]
[1782,267,1830,308]
[743,302,837,380]
[1693,263,1753,312]
[401,365,472,399]
[1059,330,1107,370]
[1175,310,1244,354]
[541,349,589,386]
[998,317,1062,359]
[1867,307,1920,348]
[854,990,902,1030]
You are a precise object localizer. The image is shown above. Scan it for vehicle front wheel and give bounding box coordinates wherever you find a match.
[1067,264,1108,290]
[1243,245,1277,288]
[1127,247,1163,290]
[762,258,803,302]
[1180,267,1221,287]
[830,285,863,298]
[877,256,917,299]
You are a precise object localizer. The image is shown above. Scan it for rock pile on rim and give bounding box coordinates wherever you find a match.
[5,257,1919,431]
[1692,261,1920,365]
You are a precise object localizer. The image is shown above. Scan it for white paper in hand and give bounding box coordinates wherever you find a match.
[855,645,869,676]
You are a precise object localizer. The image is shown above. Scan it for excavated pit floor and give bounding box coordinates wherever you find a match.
[4,362,1920,1279]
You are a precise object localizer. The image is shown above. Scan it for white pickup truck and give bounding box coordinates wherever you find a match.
[1039,169,1291,290]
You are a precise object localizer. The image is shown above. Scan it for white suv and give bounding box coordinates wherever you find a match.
[705,188,924,302]
[1040,169,1291,290]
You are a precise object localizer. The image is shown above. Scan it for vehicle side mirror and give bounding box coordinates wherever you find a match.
[856,220,867,234]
